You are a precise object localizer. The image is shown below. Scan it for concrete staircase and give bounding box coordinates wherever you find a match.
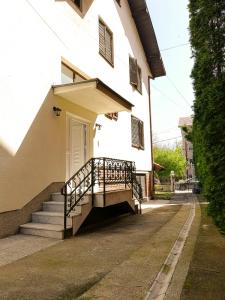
[20,193,91,239]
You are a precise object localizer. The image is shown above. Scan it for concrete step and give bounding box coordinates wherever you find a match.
[32,211,80,226]
[51,192,64,202]
[20,223,70,239]
[43,201,82,214]
[51,193,90,204]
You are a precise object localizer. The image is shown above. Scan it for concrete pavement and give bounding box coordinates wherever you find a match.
[0,193,197,300]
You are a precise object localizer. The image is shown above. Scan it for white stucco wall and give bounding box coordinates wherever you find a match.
[0,0,153,212]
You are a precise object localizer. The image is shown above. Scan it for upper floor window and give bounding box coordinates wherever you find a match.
[131,115,144,150]
[129,56,142,93]
[105,113,118,121]
[99,19,114,66]
[61,63,85,84]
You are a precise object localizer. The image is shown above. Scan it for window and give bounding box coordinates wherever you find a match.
[61,63,85,84]
[129,56,142,93]
[99,19,114,66]
[73,0,82,9]
[105,113,118,121]
[131,116,144,149]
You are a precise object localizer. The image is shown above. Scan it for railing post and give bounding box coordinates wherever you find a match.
[131,170,134,199]
[91,158,94,206]
[139,195,142,215]
[124,162,127,190]
[64,188,67,239]
[103,157,106,206]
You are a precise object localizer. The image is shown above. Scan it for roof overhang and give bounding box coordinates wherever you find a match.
[128,0,166,78]
[52,79,133,114]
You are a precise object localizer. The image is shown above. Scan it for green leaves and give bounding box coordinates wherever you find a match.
[189,0,225,230]
[153,145,186,181]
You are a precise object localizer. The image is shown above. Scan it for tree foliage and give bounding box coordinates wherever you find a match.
[153,145,186,182]
[189,0,225,230]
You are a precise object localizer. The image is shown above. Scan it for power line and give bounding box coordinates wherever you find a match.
[153,136,182,144]
[151,84,188,111]
[166,76,192,107]
[154,127,179,135]
[160,42,190,52]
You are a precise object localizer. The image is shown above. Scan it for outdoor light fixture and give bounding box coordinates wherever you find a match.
[95,123,102,130]
[53,106,62,117]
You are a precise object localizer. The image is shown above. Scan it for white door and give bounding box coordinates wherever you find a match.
[67,118,87,179]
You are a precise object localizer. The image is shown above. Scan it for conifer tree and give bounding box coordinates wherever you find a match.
[189,0,225,229]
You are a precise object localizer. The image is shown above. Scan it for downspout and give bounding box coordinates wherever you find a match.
[148,76,154,199]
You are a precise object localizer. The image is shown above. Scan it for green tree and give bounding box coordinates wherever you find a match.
[189,0,225,230]
[153,145,186,182]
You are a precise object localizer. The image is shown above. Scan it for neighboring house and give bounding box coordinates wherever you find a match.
[0,0,165,238]
[178,117,195,180]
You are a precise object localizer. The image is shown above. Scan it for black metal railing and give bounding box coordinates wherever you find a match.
[132,176,143,214]
[61,157,143,234]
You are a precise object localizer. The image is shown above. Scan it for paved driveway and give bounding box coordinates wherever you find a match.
[0,195,193,300]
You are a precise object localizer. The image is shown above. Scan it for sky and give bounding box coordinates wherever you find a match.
[146,0,194,147]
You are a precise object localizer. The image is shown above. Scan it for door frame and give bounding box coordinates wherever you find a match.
[66,113,90,180]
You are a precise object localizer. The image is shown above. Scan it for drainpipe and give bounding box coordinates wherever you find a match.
[148,76,154,199]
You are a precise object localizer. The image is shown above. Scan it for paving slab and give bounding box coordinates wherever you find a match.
[0,234,61,267]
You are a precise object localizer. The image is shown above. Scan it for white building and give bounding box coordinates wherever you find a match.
[0,0,165,238]
[179,117,195,180]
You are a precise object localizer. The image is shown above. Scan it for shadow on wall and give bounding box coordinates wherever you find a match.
[0,88,66,213]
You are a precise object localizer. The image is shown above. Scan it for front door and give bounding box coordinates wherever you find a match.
[67,117,87,179]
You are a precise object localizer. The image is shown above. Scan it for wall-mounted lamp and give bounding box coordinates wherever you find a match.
[53,106,62,117]
[95,123,102,130]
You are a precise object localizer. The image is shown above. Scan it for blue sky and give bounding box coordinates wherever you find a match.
[147,0,194,147]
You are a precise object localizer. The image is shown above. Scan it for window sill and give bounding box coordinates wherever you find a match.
[132,144,144,150]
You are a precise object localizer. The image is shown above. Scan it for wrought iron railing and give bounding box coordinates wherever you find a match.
[61,157,143,234]
[132,177,143,214]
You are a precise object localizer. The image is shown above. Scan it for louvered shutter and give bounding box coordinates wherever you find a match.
[137,66,142,93]
[139,120,144,149]
[131,116,139,147]
[129,56,138,86]
[131,116,144,149]
[99,21,105,56]
[105,28,113,63]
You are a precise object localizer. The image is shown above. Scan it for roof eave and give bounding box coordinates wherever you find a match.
[128,0,166,78]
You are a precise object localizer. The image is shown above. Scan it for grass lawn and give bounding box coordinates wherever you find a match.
[181,202,225,299]
[154,191,174,200]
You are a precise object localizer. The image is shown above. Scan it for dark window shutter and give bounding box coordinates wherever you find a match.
[131,116,139,147]
[99,20,113,65]
[137,66,142,93]
[139,120,144,149]
[131,116,144,149]
[129,56,138,85]
[105,28,112,63]
[99,21,105,56]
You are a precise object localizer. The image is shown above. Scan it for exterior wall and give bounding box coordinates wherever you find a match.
[0,0,153,213]
[181,131,195,179]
